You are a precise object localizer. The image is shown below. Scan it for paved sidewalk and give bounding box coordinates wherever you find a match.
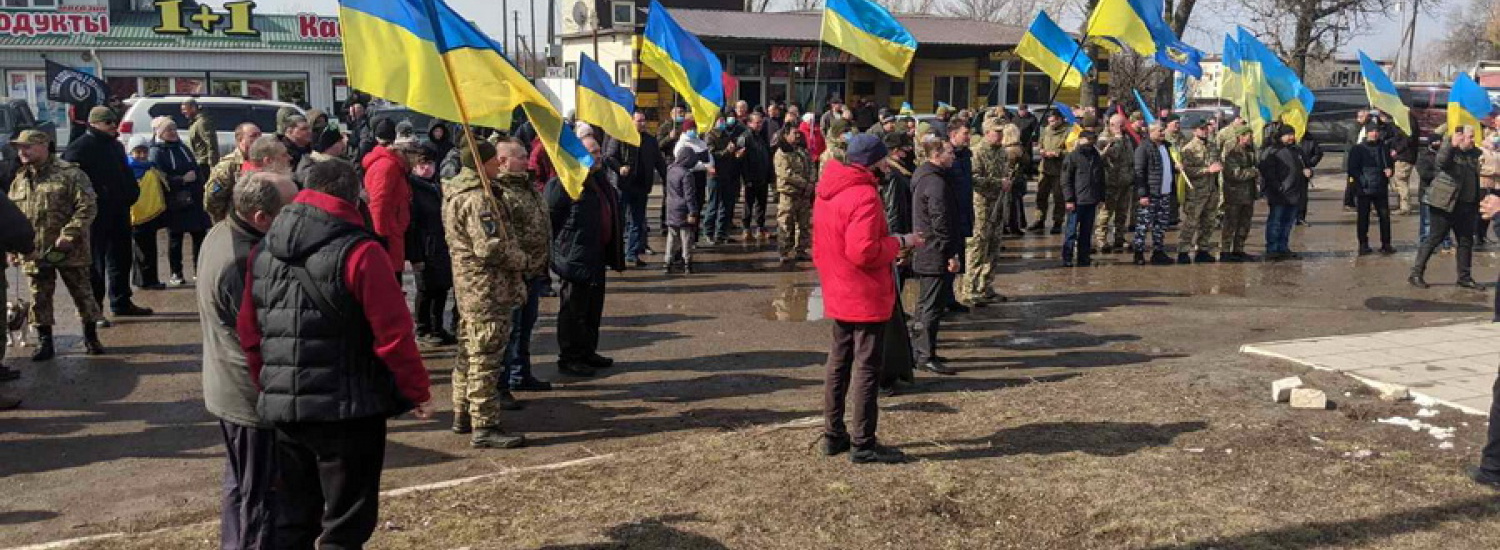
[1242,323,1499,416]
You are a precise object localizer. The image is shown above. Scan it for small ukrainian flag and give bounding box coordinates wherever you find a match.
[1015,11,1092,90]
[577,53,639,146]
[820,0,917,79]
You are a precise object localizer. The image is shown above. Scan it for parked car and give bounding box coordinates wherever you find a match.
[367,105,455,141]
[0,98,57,188]
[118,95,304,157]
[1173,108,1227,140]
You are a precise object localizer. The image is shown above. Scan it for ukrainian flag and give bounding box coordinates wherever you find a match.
[1237,28,1313,140]
[820,0,917,79]
[337,0,592,198]
[1449,72,1492,141]
[1016,11,1092,90]
[577,53,638,146]
[1052,102,1078,125]
[1358,51,1411,136]
[1220,35,1242,110]
[1086,0,1203,77]
[641,0,723,135]
[1133,89,1156,124]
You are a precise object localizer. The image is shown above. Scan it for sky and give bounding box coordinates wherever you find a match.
[256,0,1445,60]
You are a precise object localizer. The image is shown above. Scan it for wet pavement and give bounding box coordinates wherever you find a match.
[2,155,1498,546]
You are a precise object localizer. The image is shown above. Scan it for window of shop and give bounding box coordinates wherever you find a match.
[615,61,632,89]
[142,77,170,96]
[731,56,762,77]
[175,77,206,94]
[636,78,658,93]
[610,1,635,27]
[211,79,244,97]
[4,0,57,8]
[276,80,306,106]
[1001,62,1053,105]
[107,77,139,100]
[933,76,969,110]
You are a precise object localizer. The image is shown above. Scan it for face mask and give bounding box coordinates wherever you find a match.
[715,122,726,131]
[685,130,698,140]
[726,117,737,127]
[413,163,436,179]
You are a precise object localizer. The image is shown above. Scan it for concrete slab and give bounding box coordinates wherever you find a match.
[1242,322,1500,417]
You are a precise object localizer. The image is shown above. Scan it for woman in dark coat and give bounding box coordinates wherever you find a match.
[425,120,455,164]
[150,117,209,285]
[405,144,454,344]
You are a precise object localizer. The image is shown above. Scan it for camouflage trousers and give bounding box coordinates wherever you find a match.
[777,192,812,260]
[961,193,1005,302]
[26,264,101,327]
[454,315,515,429]
[1177,182,1222,254]
[1134,196,1172,253]
[1035,172,1066,226]
[1220,202,1255,254]
[1094,182,1135,248]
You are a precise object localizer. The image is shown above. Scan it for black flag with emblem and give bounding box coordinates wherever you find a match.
[44,60,108,106]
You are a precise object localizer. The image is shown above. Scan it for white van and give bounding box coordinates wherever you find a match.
[118,95,305,157]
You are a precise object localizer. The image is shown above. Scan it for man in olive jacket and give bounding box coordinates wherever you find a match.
[1410,127,1484,289]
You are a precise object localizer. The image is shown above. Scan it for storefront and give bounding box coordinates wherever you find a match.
[0,2,344,140]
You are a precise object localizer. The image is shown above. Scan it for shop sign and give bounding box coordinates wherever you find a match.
[297,13,340,40]
[769,46,856,64]
[0,6,109,38]
[153,0,260,37]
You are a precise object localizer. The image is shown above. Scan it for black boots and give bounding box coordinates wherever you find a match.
[1408,273,1430,289]
[1194,251,1216,263]
[1133,251,1147,265]
[31,326,53,361]
[82,323,105,355]
[471,428,526,449]
[1150,251,1175,265]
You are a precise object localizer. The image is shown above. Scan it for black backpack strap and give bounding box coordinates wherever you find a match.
[289,261,348,322]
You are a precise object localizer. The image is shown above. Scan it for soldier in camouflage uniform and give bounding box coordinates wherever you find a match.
[7,130,105,360]
[1094,114,1135,252]
[775,126,814,265]
[1176,120,1224,263]
[1031,112,1070,233]
[1218,125,1261,262]
[204,123,265,223]
[182,98,220,173]
[963,122,1010,304]
[442,140,530,449]
[493,140,554,392]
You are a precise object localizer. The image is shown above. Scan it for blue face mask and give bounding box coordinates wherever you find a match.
[685,130,698,140]
[726,117,737,127]
[715,122,726,131]
[674,116,685,123]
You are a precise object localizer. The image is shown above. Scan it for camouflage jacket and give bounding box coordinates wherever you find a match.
[1039,123,1070,174]
[494,171,551,279]
[188,112,220,166]
[1000,123,1022,148]
[775,148,813,195]
[1220,142,1261,205]
[9,159,96,267]
[204,149,244,223]
[1180,136,1219,189]
[442,168,530,315]
[972,142,1010,198]
[1097,129,1136,185]
[1215,125,1242,162]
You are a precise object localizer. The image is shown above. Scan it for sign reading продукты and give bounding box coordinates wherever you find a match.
[153,0,260,37]
[0,6,109,37]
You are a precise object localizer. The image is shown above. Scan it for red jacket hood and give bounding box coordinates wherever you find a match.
[295,189,366,227]
[362,144,406,172]
[816,160,877,201]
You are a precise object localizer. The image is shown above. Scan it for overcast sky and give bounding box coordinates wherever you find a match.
[259,0,1444,59]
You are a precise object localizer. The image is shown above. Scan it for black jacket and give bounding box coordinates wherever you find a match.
[740,127,773,184]
[1259,143,1309,207]
[1388,130,1418,164]
[62,127,138,216]
[1133,140,1177,199]
[403,173,452,287]
[911,162,960,275]
[880,159,914,235]
[545,170,625,283]
[1416,146,1440,190]
[1299,139,1324,169]
[1062,145,1107,205]
[153,140,212,233]
[425,121,454,162]
[1346,141,1391,197]
[1014,114,1040,147]
[605,131,668,196]
[0,191,35,255]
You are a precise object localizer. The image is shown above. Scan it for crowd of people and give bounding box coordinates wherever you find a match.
[1,89,1498,546]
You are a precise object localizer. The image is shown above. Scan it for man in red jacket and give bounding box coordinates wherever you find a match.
[363,140,421,282]
[812,134,921,465]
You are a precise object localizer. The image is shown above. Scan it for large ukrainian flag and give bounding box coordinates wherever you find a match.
[1015,10,1092,89]
[641,1,723,135]
[1449,72,1492,140]
[1238,28,1313,140]
[1086,0,1202,77]
[1358,51,1411,136]
[1220,35,1242,110]
[577,53,638,146]
[337,0,593,198]
[820,0,917,79]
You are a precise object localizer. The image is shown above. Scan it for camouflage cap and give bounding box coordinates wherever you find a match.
[9,129,51,146]
[88,106,117,124]
[1232,125,1255,137]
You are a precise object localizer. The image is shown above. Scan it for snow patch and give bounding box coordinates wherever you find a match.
[1378,416,1457,441]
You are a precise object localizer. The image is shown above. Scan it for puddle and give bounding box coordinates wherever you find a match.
[761,283,824,322]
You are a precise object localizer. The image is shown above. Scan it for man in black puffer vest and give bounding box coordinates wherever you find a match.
[237,159,432,549]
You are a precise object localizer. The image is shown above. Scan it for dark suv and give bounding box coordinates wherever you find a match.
[0,99,57,188]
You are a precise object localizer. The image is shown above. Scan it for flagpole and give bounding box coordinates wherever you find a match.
[813,7,826,119]
[420,0,500,203]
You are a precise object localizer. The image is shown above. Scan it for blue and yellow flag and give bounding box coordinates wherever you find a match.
[1052,102,1078,125]
[641,1,723,135]
[337,0,592,198]
[1086,0,1203,78]
[1358,51,1410,136]
[1237,28,1314,139]
[820,0,917,78]
[1221,35,1242,110]
[577,53,638,146]
[1133,89,1156,124]
[1449,72,1491,141]
[1016,11,1092,90]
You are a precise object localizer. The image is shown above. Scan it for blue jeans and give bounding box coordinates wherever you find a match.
[1063,204,1098,264]
[1265,204,1298,254]
[620,189,649,260]
[504,277,547,387]
[703,174,742,240]
[1419,190,1454,249]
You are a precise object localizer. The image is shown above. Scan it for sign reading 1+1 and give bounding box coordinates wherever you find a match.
[153,0,260,37]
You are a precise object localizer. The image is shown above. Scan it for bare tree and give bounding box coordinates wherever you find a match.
[874,0,940,13]
[1106,52,1167,107]
[941,0,1058,25]
[747,0,778,12]
[1237,0,1398,78]
[1437,0,1500,72]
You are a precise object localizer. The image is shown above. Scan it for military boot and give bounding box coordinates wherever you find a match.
[471,428,526,449]
[82,323,105,355]
[1133,251,1146,265]
[1194,251,1216,263]
[30,326,53,362]
[452,411,472,434]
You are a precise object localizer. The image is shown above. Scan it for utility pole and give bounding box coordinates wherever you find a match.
[503,0,510,55]
[592,11,600,62]
[531,0,540,72]
[546,0,557,65]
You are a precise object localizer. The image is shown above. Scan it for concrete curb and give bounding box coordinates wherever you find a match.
[1240,343,1490,417]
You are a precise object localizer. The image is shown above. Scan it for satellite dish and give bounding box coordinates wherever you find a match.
[572,1,591,27]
